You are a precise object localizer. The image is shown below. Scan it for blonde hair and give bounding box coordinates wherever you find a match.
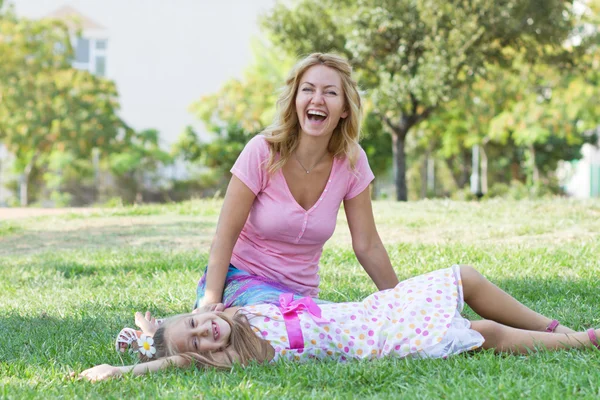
[263,53,362,174]
[140,311,273,370]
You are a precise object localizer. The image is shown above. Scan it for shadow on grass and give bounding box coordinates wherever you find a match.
[0,303,183,365]
[0,219,215,256]
[4,251,208,281]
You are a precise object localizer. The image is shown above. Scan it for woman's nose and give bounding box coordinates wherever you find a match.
[311,90,324,104]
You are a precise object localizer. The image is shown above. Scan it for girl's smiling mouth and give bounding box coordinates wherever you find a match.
[213,321,220,340]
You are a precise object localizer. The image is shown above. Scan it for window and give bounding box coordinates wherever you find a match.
[72,37,107,77]
[95,55,106,77]
[95,40,107,50]
[75,38,90,63]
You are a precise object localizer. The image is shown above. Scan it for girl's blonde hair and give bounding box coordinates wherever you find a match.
[140,311,273,370]
[263,52,362,174]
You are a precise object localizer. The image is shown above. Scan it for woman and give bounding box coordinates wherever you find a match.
[196,53,399,308]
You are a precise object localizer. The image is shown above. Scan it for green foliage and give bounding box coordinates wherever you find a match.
[262,0,586,200]
[0,8,127,205]
[361,112,393,178]
[171,126,202,162]
[107,129,173,204]
[417,35,600,192]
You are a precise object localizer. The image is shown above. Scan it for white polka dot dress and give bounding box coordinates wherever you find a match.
[242,266,484,362]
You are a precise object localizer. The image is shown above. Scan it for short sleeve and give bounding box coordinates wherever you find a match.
[230,135,270,195]
[344,146,375,200]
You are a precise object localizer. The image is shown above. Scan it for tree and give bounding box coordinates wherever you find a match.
[262,0,582,200]
[0,6,127,205]
[109,129,172,204]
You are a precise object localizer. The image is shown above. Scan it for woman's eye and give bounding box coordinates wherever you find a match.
[302,87,313,92]
[327,91,337,95]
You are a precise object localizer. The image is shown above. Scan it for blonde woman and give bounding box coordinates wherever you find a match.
[195,53,399,309]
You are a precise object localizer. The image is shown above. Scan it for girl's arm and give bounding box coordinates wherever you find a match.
[78,356,190,382]
[343,187,399,290]
[202,175,255,305]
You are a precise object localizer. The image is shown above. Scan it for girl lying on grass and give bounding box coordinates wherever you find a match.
[77,265,598,382]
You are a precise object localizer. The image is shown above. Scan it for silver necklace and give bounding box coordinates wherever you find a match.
[295,151,328,174]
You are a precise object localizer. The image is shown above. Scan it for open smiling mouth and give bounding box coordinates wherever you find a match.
[307,110,328,123]
[212,321,220,340]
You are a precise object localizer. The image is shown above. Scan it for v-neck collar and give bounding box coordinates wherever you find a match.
[280,157,337,213]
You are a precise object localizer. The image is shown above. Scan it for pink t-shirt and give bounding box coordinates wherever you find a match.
[230,135,374,297]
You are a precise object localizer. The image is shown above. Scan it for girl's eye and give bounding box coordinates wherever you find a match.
[190,318,195,328]
[327,91,337,95]
[194,338,198,351]
[302,87,313,92]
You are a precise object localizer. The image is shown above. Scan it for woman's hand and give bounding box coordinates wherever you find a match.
[193,302,225,314]
[135,311,160,336]
[77,364,122,382]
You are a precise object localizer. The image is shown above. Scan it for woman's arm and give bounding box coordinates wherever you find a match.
[201,175,256,305]
[78,356,190,382]
[343,187,399,290]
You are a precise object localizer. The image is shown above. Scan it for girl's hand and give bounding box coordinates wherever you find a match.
[78,364,122,382]
[135,311,160,336]
[193,302,225,314]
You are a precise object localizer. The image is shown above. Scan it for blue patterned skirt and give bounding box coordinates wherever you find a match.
[194,264,328,309]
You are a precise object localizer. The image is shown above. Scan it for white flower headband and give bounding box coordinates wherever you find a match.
[136,334,156,358]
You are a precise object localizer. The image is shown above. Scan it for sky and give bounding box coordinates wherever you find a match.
[9,0,277,145]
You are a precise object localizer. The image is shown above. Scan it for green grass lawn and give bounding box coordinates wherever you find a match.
[1,198,600,399]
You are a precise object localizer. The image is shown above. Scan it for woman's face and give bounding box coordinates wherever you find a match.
[295,64,348,140]
[167,312,232,353]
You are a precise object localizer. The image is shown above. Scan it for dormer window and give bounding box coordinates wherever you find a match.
[46,6,108,77]
[73,37,107,77]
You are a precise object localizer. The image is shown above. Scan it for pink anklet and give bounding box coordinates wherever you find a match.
[587,328,600,350]
[545,320,560,333]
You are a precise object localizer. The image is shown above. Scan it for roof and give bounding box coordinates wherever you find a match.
[44,5,106,31]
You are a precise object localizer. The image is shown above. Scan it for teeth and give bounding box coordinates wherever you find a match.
[307,110,327,117]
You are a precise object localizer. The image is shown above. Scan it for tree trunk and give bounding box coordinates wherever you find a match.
[19,174,28,206]
[19,154,38,206]
[480,144,488,194]
[470,144,480,196]
[420,153,428,199]
[529,144,539,185]
[427,157,435,195]
[393,130,408,201]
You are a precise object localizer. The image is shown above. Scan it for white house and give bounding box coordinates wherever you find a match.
[559,130,600,198]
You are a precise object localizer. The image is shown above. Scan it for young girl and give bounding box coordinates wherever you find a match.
[78,265,598,382]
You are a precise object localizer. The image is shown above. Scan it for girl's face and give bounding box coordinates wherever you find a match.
[168,312,232,353]
[295,64,348,140]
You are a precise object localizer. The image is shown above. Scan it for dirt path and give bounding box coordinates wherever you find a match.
[0,208,97,220]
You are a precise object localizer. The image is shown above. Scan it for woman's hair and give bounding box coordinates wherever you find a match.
[263,52,363,174]
[139,311,273,370]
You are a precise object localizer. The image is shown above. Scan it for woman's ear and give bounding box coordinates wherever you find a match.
[341,109,348,119]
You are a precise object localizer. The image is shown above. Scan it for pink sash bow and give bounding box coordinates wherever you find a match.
[279,293,328,350]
